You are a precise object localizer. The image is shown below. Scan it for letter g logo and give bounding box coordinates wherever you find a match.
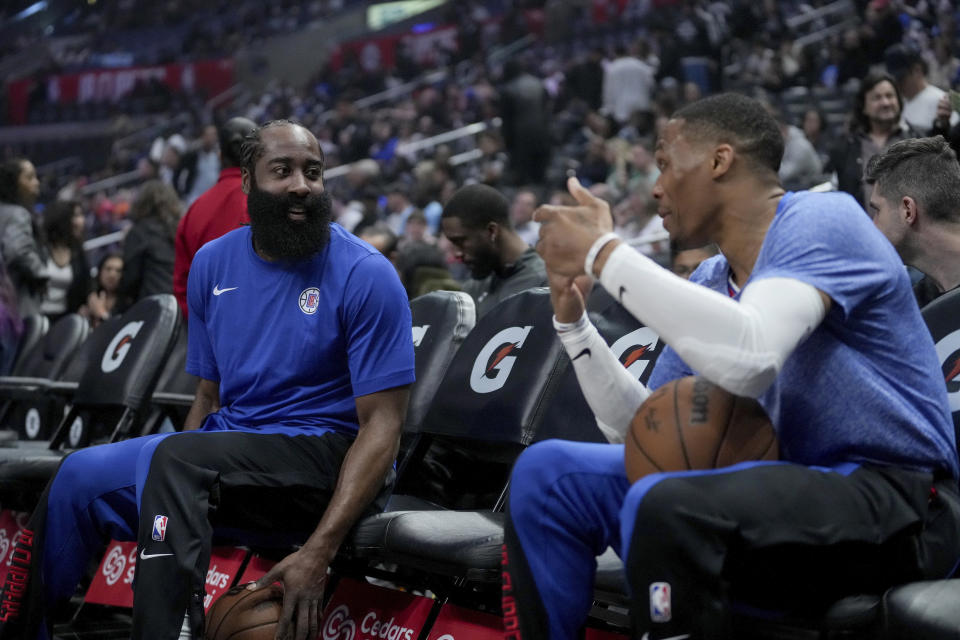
[469,326,533,394]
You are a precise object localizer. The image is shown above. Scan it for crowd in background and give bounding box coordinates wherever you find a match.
[0,0,959,370]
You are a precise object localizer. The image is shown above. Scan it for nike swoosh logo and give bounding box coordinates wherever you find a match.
[213,285,238,296]
[572,348,591,361]
[140,550,173,560]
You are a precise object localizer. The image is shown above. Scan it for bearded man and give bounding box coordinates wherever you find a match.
[1,121,414,640]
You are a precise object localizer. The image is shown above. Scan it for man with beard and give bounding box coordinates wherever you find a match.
[828,72,919,209]
[441,183,547,318]
[0,120,415,640]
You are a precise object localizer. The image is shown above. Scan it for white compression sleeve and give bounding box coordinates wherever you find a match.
[596,242,827,398]
[555,313,650,443]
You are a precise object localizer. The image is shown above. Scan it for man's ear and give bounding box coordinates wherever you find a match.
[901,195,918,226]
[241,168,251,195]
[487,221,500,242]
[711,144,734,178]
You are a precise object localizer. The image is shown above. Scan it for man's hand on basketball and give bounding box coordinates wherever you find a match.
[548,270,593,323]
[251,544,331,640]
[535,176,613,278]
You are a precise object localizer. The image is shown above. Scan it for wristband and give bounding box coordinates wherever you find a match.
[584,232,620,277]
[552,310,589,334]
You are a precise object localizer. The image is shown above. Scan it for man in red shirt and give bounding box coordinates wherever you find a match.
[173,117,257,316]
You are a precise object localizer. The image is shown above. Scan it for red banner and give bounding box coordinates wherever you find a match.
[0,510,31,589]
[238,554,276,585]
[84,541,248,612]
[329,25,458,72]
[6,58,234,125]
[426,603,502,639]
[321,577,434,640]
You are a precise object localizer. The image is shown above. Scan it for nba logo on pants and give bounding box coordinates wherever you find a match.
[152,515,168,541]
[650,582,672,622]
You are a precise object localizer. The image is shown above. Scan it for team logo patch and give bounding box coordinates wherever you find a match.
[152,515,168,542]
[299,287,321,315]
[650,582,672,623]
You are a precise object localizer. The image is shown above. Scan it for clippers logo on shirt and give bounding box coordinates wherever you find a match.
[412,325,430,348]
[152,515,168,542]
[935,328,960,413]
[299,287,321,315]
[101,321,145,373]
[470,326,533,394]
[610,328,661,382]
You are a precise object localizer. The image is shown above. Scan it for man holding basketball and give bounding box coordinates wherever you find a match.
[0,120,414,640]
[503,93,960,640]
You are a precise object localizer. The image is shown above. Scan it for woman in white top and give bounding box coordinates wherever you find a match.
[40,200,89,322]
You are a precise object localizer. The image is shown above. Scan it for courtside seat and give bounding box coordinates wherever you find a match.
[139,329,196,435]
[0,313,89,440]
[8,313,49,374]
[0,295,181,509]
[346,289,563,572]
[883,580,960,639]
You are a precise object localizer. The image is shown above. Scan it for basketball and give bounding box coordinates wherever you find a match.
[625,376,779,483]
[204,583,283,640]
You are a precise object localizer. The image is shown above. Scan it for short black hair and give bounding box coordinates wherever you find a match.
[864,136,960,224]
[672,93,784,175]
[240,119,321,172]
[442,183,511,229]
[219,117,257,168]
[43,199,82,249]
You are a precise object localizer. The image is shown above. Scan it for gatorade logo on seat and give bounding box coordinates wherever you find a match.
[101,321,145,373]
[610,328,660,381]
[412,325,430,348]
[935,329,960,412]
[470,326,533,394]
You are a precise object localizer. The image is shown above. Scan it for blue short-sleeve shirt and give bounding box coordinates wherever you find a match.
[649,191,958,476]
[186,224,415,436]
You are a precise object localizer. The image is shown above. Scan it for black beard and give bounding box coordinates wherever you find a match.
[247,181,333,261]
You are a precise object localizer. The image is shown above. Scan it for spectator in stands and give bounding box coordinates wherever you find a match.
[829,73,919,209]
[566,49,605,111]
[671,243,719,280]
[802,107,830,165]
[182,125,222,205]
[0,257,22,376]
[173,117,257,317]
[119,180,180,310]
[767,104,824,191]
[886,44,958,135]
[81,253,123,327]
[499,60,552,185]
[864,136,960,307]
[440,183,547,317]
[603,43,655,126]
[358,223,399,265]
[511,187,540,247]
[39,200,90,321]
[0,158,47,317]
[383,182,416,236]
[395,241,458,299]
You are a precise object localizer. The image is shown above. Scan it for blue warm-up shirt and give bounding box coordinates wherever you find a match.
[649,191,959,477]
[186,224,415,436]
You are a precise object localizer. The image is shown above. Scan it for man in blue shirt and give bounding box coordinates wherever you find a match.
[2,121,414,640]
[504,94,960,639]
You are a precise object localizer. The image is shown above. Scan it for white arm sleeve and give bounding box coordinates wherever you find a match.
[597,241,827,398]
[555,313,650,443]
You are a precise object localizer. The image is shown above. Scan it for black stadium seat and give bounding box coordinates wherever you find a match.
[0,295,181,509]
[0,313,89,440]
[138,329,197,435]
[9,314,48,375]
[350,288,564,580]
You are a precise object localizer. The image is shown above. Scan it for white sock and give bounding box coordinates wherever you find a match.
[178,610,192,640]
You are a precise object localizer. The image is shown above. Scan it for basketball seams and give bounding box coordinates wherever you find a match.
[674,379,692,469]
[225,614,284,639]
[208,587,280,640]
[713,393,737,468]
[629,421,665,473]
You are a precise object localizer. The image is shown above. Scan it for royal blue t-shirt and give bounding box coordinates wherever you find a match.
[649,191,959,477]
[186,224,415,436]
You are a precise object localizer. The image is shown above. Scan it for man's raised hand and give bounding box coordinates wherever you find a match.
[534,176,614,278]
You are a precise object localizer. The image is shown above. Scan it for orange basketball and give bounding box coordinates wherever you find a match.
[204,583,283,640]
[625,376,779,483]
